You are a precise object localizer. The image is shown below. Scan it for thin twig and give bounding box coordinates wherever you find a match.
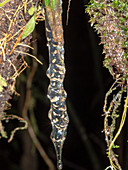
[66,0,71,25]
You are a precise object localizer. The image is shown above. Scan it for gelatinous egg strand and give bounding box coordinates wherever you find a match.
[44,0,69,169]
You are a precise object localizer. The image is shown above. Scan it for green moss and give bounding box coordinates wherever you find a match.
[86,1,128,169]
[86,0,128,78]
[45,0,57,9]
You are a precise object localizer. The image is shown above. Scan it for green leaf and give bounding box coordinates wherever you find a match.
[112,144,120,149]
[22,15,36,39]
[28,6,35,16]
[113,0,119,7]
[45,0,57,9]
[0,0,10,7]
[0,75,7,92]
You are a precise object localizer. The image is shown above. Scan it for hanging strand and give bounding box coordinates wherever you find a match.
[44,0,69,169]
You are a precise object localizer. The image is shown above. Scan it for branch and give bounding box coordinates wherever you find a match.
[22,58,55,170]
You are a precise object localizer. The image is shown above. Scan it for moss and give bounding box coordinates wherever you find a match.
[86,0,128,78]
[86,1,128,169]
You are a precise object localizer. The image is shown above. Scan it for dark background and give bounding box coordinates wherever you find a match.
[0,0,128,170]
